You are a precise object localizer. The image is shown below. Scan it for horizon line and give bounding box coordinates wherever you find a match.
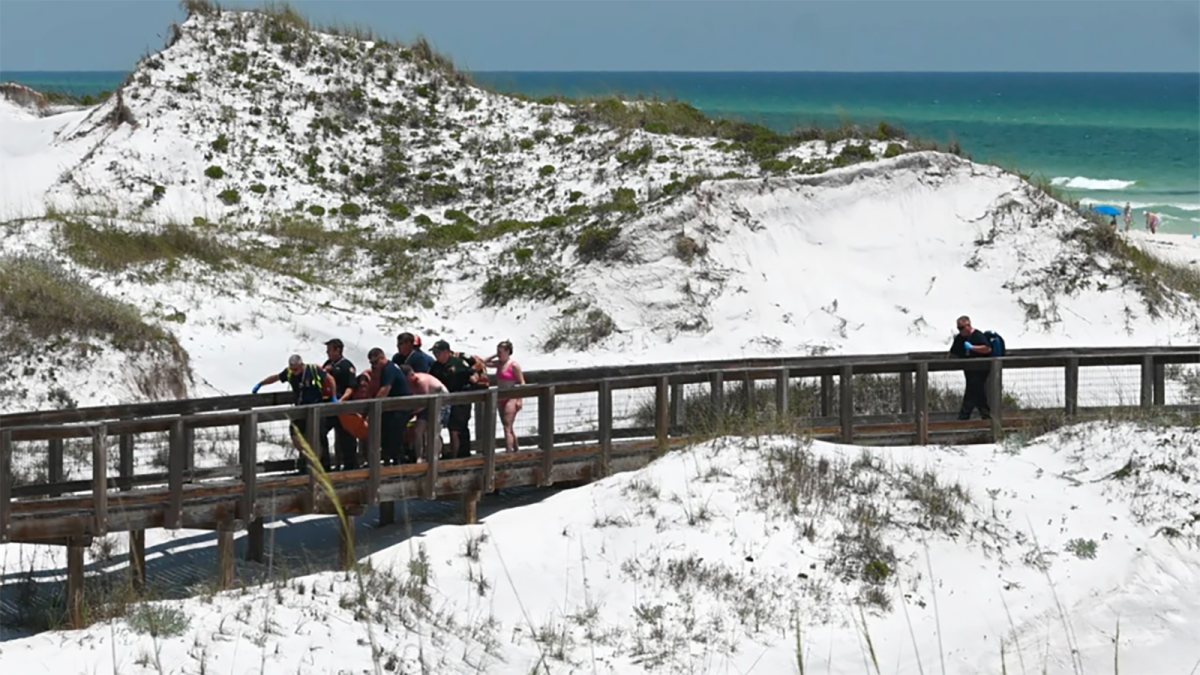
[2,68,1198,76]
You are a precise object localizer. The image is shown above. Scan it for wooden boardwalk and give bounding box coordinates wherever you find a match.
[1,345,1197,628]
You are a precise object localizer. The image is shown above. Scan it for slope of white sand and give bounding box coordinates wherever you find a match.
[0,100,94,220]
[2,423,1198,674]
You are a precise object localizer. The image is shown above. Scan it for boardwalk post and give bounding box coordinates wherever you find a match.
[379,501,396,527]
[168,419,185,529]
[1153,357,1166,407]
[1064,357,1079,418]
[368,400,388,525]
[741,370,755,417]
[48,438,64,497]
[709,372,725,431]
[217,523,235,590]
[0,429,11,542]
[462,490,480,525]
[67,540,85,629]
[305,406,321,512]
[989,359,1003,442]
[839,366,854,444]
[240,413,262,563]
[900,372,914,414]
[240,413,258,517]
[129,529,146,591]
[482,388,498,493]
[118,430,134,491]
[1140,354,1154,409]
[669,382,685,432]
[183,424,196,481]
[598,380,613,479]
[655,377,670,456]
[820,374,834,418]
[92,424,108,536]
[539,386,556,487]
[425,396,442,500]
[915,362,929,445]
[775,368,790,425]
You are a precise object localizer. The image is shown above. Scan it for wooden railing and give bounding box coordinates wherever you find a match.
[0,346,1196,628]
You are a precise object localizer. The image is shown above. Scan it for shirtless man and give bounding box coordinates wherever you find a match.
[401,364,449,461]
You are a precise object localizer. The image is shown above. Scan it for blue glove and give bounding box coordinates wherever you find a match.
[252,383,262,394]
[331,395,340,403]
[963,342,973,350]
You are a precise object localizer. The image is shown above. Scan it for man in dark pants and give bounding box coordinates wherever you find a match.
[949,315,993,420]
[322,339,358,471]
[368,347,413,465]
[429,339,484,459]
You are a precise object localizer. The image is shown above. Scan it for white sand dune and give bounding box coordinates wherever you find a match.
[1,7,1198,674]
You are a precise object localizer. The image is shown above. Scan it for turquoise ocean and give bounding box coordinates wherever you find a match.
[4,70,1197,234]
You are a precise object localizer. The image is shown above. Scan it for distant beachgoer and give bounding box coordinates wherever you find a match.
[949,316,992,421]
[1145,211,1160,235]
[1110,216,1118,231]
[1123,203,1132,231]
[485,340,526,453]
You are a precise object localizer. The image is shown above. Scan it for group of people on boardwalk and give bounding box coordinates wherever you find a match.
[252,333,526,473]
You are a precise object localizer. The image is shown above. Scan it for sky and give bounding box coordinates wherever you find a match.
[0,0,1197,72]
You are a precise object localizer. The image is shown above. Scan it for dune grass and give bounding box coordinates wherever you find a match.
[0,255,171,352]
[47,209,434,297]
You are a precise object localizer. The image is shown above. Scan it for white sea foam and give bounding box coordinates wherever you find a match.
[1051,176,1138,191]
[1079,198,1200,212]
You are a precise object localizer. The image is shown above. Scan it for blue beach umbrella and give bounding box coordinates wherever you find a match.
[1091,205,1122,216]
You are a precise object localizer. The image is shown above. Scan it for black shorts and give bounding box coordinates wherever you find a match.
[447,403,471,432]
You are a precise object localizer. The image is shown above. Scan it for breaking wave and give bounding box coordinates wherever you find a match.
[1051,176,1137,191]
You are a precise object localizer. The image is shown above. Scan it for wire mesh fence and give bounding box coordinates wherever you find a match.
[5,353,1197,499]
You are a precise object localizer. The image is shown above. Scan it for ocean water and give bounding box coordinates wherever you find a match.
[4,70,1197,234]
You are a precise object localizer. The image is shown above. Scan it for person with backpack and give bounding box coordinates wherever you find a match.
[322,338,359,471]
[949,315,995,421]
[253,354,339,473]
[429,339,487,459]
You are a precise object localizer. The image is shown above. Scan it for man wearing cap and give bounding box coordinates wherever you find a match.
[322,339,359,471]
[252,354,338,473]
[429,339,485,458]
[393,332,434,374]
[368,346,414,465]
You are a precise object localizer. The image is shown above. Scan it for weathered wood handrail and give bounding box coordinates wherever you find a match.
[3,345,1196,428]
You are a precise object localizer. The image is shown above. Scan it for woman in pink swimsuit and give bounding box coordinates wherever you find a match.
[485,340,525,452]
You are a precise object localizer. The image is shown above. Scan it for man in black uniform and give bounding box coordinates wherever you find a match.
[949,315,993,420]
[322,338,358,471]
[429,339,484,459]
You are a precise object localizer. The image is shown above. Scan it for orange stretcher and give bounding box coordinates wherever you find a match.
[338,413,369,440]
